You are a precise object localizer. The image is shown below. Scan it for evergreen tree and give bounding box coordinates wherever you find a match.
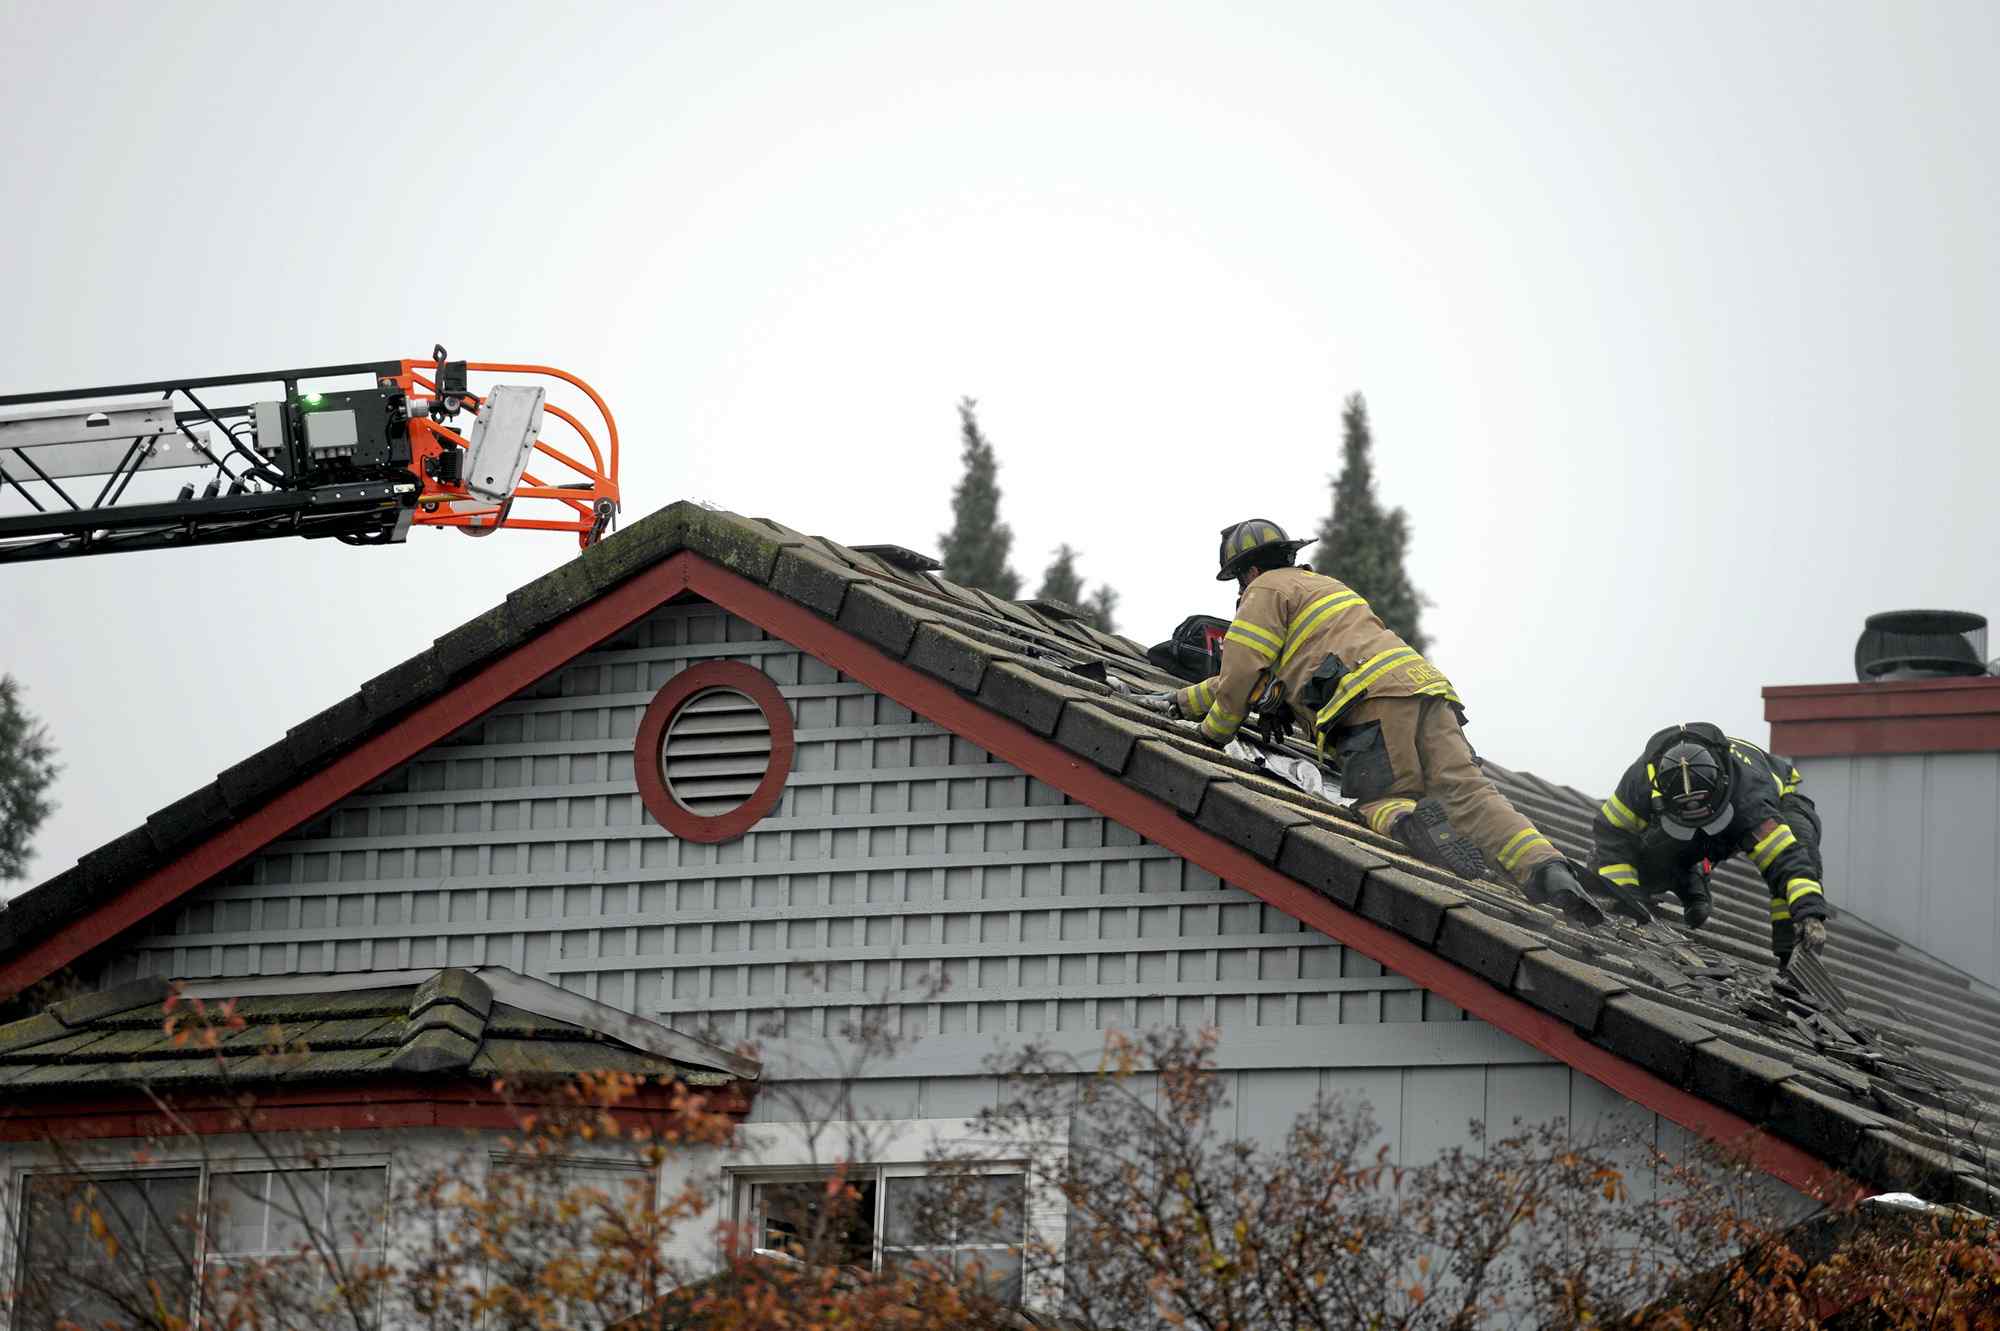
[938,397,1020,598]
[0,675,58,882]
[1083,584,1120,635]
[1312,393,1429,653]
[1036,544,1085,605]
[1037,544,1120,633]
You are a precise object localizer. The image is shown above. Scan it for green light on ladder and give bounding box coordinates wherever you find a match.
[303,393,323,406]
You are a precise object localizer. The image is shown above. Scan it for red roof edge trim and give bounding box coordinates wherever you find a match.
[0,1076,757,1142]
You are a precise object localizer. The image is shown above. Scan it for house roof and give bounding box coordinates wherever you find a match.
[0,966,756,1106]
[3,501,1995,1210]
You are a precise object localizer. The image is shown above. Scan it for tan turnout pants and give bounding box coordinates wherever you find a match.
[1337,695,1560,887]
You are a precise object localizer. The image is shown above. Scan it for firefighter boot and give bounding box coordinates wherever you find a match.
[1526,860,1610,927]
[1391,798,1489,881]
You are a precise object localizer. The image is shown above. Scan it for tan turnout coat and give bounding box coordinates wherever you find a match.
[1170,566,1458,746]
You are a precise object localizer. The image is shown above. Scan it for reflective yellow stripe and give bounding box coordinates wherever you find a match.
[1770,900,1791,923]
[1503,835,1552,871]
[1412,679,1463,703]
[1202,701,1244,742]
[1497,827,1551,872]
[1193,680,1214,712]
[1224,629,1278,662]
[1368,798,1418,836]
[1227,617,1282,652]
[1277,592,1366,671]
[1601,795,1644,833]
[1785,878,1823,905]
[1596,863,1640,887]
[1314,647,1420,728]
[1750,825,1797,870]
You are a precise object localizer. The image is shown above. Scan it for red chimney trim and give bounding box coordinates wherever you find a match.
[1764,677,2000,757]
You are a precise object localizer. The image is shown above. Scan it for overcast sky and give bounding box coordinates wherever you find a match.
[3,0,1995,889]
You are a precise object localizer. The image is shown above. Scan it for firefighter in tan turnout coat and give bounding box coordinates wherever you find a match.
[1165,519,1634,926]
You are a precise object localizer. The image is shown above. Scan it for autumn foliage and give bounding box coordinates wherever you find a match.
[1,994,1995,1329]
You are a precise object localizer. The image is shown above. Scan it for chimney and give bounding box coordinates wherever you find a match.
[1852,609,1989,682]
[1763,610,2000,989]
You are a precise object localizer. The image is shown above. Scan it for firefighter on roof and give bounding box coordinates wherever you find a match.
[1167,519,1630,926]
[1589,723,1830,963]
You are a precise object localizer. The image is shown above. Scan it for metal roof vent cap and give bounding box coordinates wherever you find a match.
[1853,610,1989,682]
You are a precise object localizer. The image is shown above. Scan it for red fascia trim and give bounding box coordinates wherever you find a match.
[3,549,1856,1201]
[1764,679,2000,757]
[0,1077,757,1143]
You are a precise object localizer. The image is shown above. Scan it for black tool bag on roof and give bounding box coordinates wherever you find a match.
[1145,614,1232,684]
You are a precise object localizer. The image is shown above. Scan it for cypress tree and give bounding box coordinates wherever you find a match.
[938,397,1021,598]
[1083,585,1120,635]
[1037,545,1119,633]
[1036,545,1085,605]
[1312,393,1430,653]
[0,675,58,882]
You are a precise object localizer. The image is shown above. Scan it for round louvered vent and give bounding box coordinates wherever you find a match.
[635,662,795,843]
[662,688,773,815]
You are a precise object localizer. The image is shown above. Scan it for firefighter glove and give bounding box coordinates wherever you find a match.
[1133,692,1178,717]
[1799,918,1827,954]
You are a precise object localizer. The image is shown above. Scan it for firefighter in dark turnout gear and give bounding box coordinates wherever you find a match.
[1169,519,1621,926]
[1589,723,1830,962]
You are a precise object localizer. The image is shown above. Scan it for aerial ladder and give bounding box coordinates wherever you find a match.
[0,347,618,563]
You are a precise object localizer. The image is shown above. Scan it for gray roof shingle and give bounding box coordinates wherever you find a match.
[0,966,754,1099]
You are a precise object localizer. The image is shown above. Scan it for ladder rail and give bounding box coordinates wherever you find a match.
[0,349,620,563]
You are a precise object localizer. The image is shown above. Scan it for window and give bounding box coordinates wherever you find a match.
[882,1171,1025,1298]
[15,1170,200,1331]
[483,1155,659,1326]
[634,661,795,843]
[735,1166,1026,1304]
[206,1167,387,1277]
[11,1165,386,1331]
